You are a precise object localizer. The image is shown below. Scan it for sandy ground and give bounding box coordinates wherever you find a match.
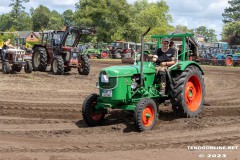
[0,60,239,160]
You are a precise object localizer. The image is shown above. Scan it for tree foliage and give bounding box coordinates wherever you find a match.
[174,25,193,33]
[62,9,74,26]
[32,5,51,31]
[222,0,240,44]
[47,10,64,30]
[194,26,217,43]
[222,0,240,23]
[9,0,29,19]
[222,21,240,44]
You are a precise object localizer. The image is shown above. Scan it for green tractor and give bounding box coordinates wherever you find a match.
[82,42,110,59]
[82,28,205,132]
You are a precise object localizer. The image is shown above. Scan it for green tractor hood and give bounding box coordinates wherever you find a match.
[101,62,156,77]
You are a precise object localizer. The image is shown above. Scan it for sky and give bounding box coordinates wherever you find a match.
[0,0,229,39]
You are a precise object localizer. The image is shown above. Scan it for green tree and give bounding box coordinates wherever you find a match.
[9,0,31,30]
[75,0,133,42]
[32,5,51,31]
[62,9,74,26]
[132,0,173,40]
[2,27,18,44]
[222,0,240,23]
[9,0,29,19]
[47,10,64,30]
[0,14,13,31]
[174,25,193,33]
[222,21,240,44]
[195,26,217,43]
[222,0,240,44]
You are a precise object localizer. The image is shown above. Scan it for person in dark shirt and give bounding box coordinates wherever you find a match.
[178,45,182,60]
[2,39,14,61]
[151,38,176,94]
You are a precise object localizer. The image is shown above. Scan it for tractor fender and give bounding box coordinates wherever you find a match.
[171,61,204,75]
[32,44,46,50]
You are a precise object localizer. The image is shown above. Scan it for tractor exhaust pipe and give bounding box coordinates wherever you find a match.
[140,27,150,86]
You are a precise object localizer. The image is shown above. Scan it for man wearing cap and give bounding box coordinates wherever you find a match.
[151,38,176,94]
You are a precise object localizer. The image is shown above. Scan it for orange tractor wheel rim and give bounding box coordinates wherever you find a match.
[185,75,202,112]
[142,105,154,127]
[101,52,108,58]
[90,54,95,59]
[226,58,232,65]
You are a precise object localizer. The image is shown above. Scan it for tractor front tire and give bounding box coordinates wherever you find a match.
[170,66,205,117]
[113,49,121,59]
[32,46,48,71]
[82,94,105,126]
[78,55,90,75]
[2,61,11,74]
[24,61,33,73]
[51,56,64,75]
[134,98,158,132]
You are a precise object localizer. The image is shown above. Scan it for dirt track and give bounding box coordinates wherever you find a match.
[0,60,239,160]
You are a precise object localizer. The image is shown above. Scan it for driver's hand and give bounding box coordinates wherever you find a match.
[151,55,158,62]
[152,57,157,62]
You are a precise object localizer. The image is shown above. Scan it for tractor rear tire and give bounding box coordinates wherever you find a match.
[82,94,105,126]
[134,98,158,132]
[2,61,11,74]
[32,46,48,72]
[24,61,33,73]
[170,66,205,117]
[101,51,109,59]
[113,49,121,59]
[78,55,90,75]
[51,56,64,75]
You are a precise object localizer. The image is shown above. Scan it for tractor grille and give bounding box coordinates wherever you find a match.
[15,54,24,62]
[71,53,78,60]
[99,77,117,89]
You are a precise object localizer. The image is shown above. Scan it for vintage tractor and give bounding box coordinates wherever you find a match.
[32,26,94,75]
[108,41,124,59]
[82,42,110,59]
[0,48,32,74]
[82,29,205,132]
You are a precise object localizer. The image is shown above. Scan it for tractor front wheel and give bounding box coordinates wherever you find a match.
[51,56,64,75]
[134,98,158,132]
[82,94,105,126]
[24,61,33,73]
[113,49,121,59]
[171,66,205,117]
[78,55,90,75]
[2,61,11,74]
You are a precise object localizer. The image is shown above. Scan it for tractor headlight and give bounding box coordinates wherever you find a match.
[101,71,109,83]
[131,82,138,90]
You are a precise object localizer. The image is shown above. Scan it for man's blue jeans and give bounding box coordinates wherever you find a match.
[2,49,6,60]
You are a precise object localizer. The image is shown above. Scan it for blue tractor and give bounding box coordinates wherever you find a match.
[209,42,240,66]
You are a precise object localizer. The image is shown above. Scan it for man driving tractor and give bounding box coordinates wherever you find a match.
[151,38,176,94]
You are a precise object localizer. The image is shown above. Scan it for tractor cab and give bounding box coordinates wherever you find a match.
[82,29,205,132]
